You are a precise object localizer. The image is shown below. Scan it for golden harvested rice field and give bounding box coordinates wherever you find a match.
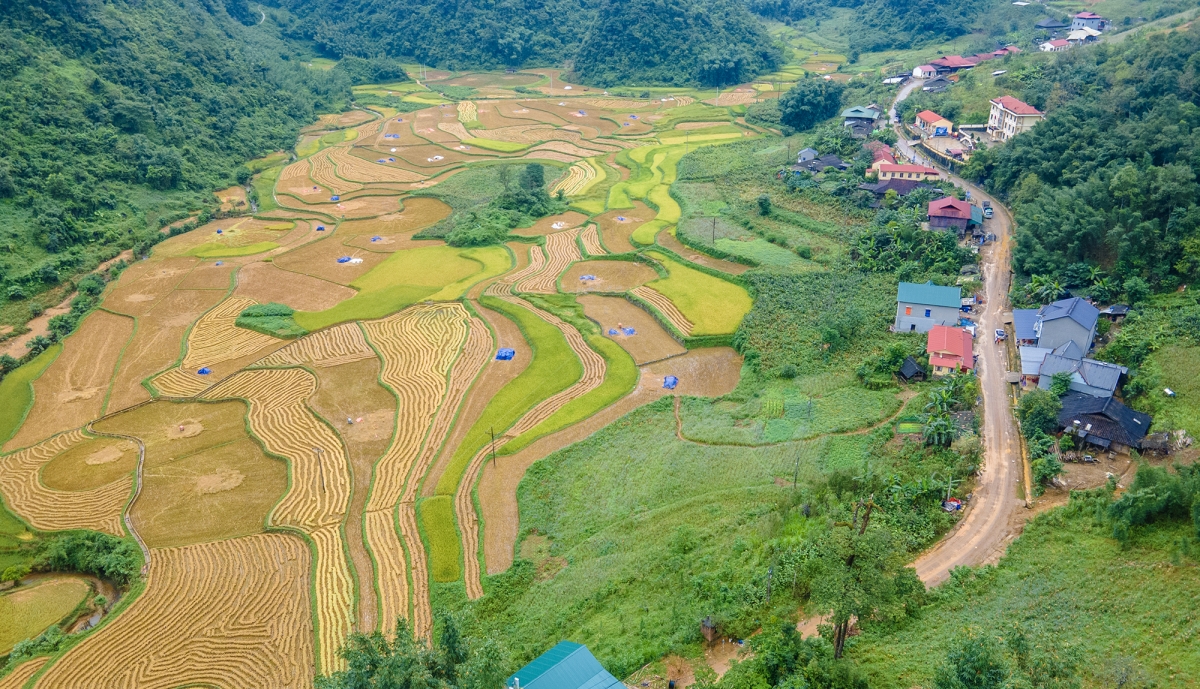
[0,74,758,686]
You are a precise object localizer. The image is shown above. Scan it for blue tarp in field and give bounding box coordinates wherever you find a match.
[580,274,596,281]
[496,348,515,360]
[337,256,352,263]
[331,195,340,201]
[663,376,678,390]
[197,367,212,375]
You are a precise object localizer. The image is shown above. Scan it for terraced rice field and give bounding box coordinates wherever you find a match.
[0,71,759,685]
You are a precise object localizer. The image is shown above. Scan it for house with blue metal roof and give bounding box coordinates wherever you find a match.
[894,281,962,333]
[1034,297,1099,354]
[507,642,623,689]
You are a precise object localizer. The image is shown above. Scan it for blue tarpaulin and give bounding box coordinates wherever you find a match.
[337,256,352,263]
[197,367,212,375]
[331,195,340,201]
[580,274,596,280]
[607,329,618,335]
[371,236,382,242]
[663,376,678,390]
[629,115,639,119]
[616,216,626,222]
[316,225,326,231]
[216,229,223,234]
[621,327,636,336]
[496,348,515,360]
[214,261,223,266]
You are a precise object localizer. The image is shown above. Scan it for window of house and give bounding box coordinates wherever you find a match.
[910,324,916,331]
[924,309,932,317]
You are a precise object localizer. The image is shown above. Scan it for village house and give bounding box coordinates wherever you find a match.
[1068,27,1102,45]
[1040,39,1070,52]
[913,64,938,79]
[930,55,976,73]
[987,96,1044,142]
[1037,355,1127,398]
[858,178,934,205]
[926,324,975,376]
[915,110,952,135]
[1035,17,1070,32]
[797,147,818,163]
[1034,297,1099,355]
[869,146,897,170]
[842,106,881,138]
[507,642,623,689]
[877,163,940,181]
[922,76,953,93]
[1058,393,1151,453]
[927,196,983,238]
[895,281,962,333]
[1072,11,1109,31]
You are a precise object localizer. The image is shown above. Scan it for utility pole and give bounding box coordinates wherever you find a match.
[490,427,497,467]
[712,216,717,246]
[793,450,801,489]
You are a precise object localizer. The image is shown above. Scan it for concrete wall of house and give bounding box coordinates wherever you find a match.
[1038,318,1094,354]
[895,302,960,333]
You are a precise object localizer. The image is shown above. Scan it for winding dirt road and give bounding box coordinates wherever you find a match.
[891,85,1027,586]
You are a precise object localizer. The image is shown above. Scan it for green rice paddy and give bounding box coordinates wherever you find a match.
[189,241,279,259]
[462,138,530,153]
[643,251,752,335]
[433,296,582,497]
[419,496,462,583]
[293,245,510,331]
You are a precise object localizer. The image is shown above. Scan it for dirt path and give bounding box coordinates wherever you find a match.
[891,89,1026,586]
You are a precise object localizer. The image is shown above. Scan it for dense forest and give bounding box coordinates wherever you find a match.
[0,0,353,303]
[573,0,780,86]
[282,0,780,86]
[965,27,1200,297]
[748,0,1022,53]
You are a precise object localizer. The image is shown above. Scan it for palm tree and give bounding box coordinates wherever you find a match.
[924,389,953,415]
[923,414,955,447]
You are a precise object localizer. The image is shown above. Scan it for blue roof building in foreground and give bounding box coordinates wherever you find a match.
[507,642,623,689]
[897,280,961,308]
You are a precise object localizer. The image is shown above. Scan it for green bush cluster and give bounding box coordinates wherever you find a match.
[445,164,565,247]
[35,532,142,587]
[235,302,307,338]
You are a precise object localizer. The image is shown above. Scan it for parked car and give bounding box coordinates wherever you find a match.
[983,207,994,219]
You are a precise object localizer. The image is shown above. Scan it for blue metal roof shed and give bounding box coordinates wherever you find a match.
[897,281,961,308]
[508,642,623,689]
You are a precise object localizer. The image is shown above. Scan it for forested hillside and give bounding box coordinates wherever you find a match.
[748,0,1019,53]
[573,0,780,86]
[0,0,350,305]
[281,0,780,86]
[966,28,1200,297]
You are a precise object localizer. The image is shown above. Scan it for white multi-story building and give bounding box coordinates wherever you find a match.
[987,96,1044,142]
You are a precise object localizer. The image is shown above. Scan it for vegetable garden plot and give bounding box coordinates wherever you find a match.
[35,534,314,688]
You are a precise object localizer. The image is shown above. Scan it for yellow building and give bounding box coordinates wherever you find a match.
[987,96,1044,141]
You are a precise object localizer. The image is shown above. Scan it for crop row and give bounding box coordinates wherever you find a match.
[514,230,580,293]
[259,323,376,369]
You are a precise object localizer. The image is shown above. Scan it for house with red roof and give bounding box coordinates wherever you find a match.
[1040,39,1070,52]
[928,196,983,238]
[930,55,976,72]
[987,96,1044,142]
[877,163,940,181]
[927,325,975,376]
[915,110,952,135]
[1072,11,1108,31]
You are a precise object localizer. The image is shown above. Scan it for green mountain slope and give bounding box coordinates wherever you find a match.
[0,0,349,304]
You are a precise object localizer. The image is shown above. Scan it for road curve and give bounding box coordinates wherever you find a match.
[890,87,1026,586]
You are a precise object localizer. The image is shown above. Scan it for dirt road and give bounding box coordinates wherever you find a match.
[891,88,1027,586]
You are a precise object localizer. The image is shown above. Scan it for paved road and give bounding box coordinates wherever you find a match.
[890,87,1026,586]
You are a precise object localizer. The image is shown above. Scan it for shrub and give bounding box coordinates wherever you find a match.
[1016,389,1061,439]
[35,532,141,587]
[236,303,306,338]
[780,363,798,379]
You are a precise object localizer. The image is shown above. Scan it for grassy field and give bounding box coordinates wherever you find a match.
[1140,344,1200,439]
[252,166,281,212]
[420,496,462,583]
[462,138,530,153]
[293,245,510,330]
[0,345,62,446]
[501,332,638,455]
[643,251,752,335]
[852,508,1200,687]
[0,577,90,653]
[433,296,582,497]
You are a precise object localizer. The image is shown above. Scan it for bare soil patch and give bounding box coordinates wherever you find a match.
[562,260,658,293]
[339,197,452,236]
[272,237,389,286]
[6,310,134,452]
[195,469,245,494]
[578,295,685,364]
[656,230,750,275]
[512,211,589,237]
[214,185,248,213]
[106,289,226,411]
[234,262,356,311]
[642,346,743,397]
[174,260,238,290]
[595,203,650,253]
[101,257,199,317]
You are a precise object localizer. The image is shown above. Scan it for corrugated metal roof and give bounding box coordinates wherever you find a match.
[898,281,961,308]
[1019,346,1051,375]
[1037,355,1125,395]
[508,642,623,689]
[1038,297,1099,332]
[1012,309,1038,340]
